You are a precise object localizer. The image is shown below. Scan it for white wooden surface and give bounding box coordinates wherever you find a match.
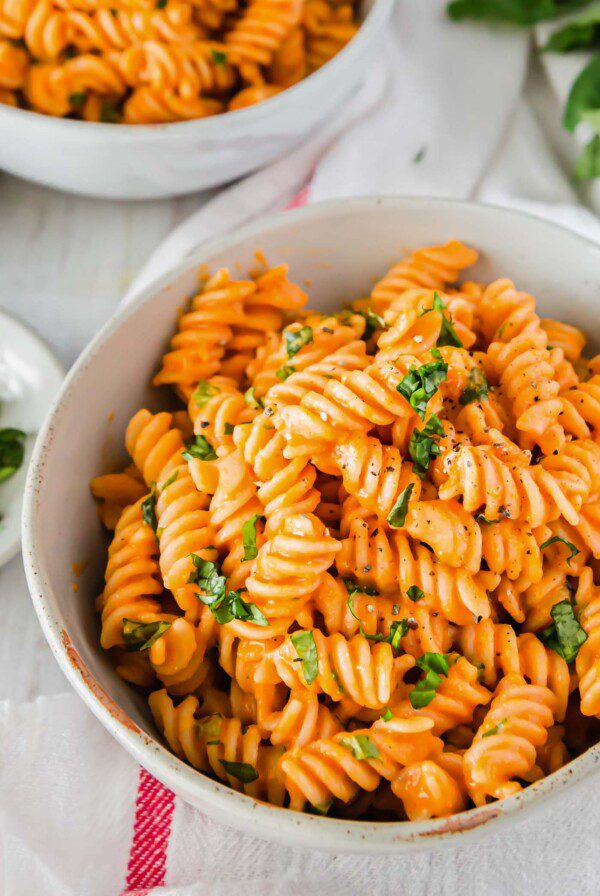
[0,171,209,702]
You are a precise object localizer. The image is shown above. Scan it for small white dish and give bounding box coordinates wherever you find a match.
[0,0,393,200]
[0,311,63,568]
[22,198,600,852]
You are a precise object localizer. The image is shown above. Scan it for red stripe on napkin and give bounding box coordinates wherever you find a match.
[121,768,175,895]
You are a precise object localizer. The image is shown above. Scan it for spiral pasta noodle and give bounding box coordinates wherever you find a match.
[2,0,360,120]
[91,244,600,823]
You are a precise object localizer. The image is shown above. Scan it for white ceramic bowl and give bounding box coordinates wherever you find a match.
[23,197,600,853]
[0,0,392,200]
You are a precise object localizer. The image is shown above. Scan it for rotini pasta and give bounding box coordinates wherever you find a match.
[90,241,600,824]
[2,0,360,121]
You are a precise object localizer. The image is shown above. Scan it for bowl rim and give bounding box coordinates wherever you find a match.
[2,0,392,137]
[22,195,600,853]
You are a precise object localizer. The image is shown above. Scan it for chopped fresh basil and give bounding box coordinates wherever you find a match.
[407,585,424,602]
[122,618,171,652]
[447,0,588,25]
[424,293,462,348]
[342,577,379,597]
[540,535,580,566]
[482,718,507,738]
[340,734,380,760]
[100,101,120,123]
[197,714,222,743]
[241,513,264,561]
[276,364,296,382]
[381,706,393,721]
[459,367,489,405]
[193,380,220,408]
[0,428,26,483]
[161,470,179,489]
[540,600,587,663]
[397,354,448,419]
[290,630,319,685]
[310,799,333,816]
[221,760,258,783]
[188,555,227,603]
[182,434,217,461]
[347,596,408,651]
[244,386,264,410]
[210,48,228,65]
[477,514,501,524]
[285,326,313,358]
[409,653,450,708]
[387,483,414,527]
[155,0,167,7]
[408,414,444,478]
[359,308,387,341]
[223,422,235,435]
[141,483,158,532]
[69,91,86,107]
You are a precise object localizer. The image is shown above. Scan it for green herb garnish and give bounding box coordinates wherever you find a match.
[340,734,380,760]
[482,718,507,738]
[100,101,120,123]
[540,535,580,566]
[381,707,393,721]
[285,326,313,358]
[359,308,387,341]
[459,368,489,405]
[409,653,450,708]
[540,600,587,663]
[210,48,228,66]
[182,434,217,461]
[397,351,448,419]
[387,483,414,527]
[290,630,319,685]
[141,483,158,532]
[422,293,462,347]
[407,585,424,602]
[347,597,409,652]
[69,91,86,107]
[447,0,588,25]
[276,365,296,382]
[408,414,444,478]
[241,513,264,561]
[221,760,258,783]
[193,380,220,408]
[342,577,379,597]
[122,618,171,652]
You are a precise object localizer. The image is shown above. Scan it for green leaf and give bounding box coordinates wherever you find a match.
[100,101,120,123]
[540,535,580,566]
[407,585,424,602]
[359,308,387,341]
[210,48,228,66]
[141,483,158,532]
[197,714,222,743]
[290,630,319,685]
[276,365,296,382]
[340,734,380,760]
[433,293,463,347]
[409,653,450,708]
[221,760,258,783]
[310,800,333,815]
[564,54,600,131]
[342,577,379,597]
[0,428,26,483]
[540,599,587,663]
[477,514,501,524]
[544,2,600,51]
[122,618,171,652]
[459,368,489,405]
[447,0,589,25]
[223,422,235,435]
[482,718,507,738]
[381,707,393,721]
[244,386,264,410]
[188,555,227,603]
[387,483,415,527]
[285,326,313,358]
[575,133,600,179]
[347,596,409,651]
[408,414,444,479]
[182,434,217,461]
[211,589,269,626]
[193,380,220,408]
[397,355,448,419]
[161,470,179,489]
[69,91,86,107]
[241,513,264,561]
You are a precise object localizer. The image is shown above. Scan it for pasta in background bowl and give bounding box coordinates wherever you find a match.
[0,0,392,198]
[23,197,600,852]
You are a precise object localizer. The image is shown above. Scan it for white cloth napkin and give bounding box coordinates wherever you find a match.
[5,3,600,895]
